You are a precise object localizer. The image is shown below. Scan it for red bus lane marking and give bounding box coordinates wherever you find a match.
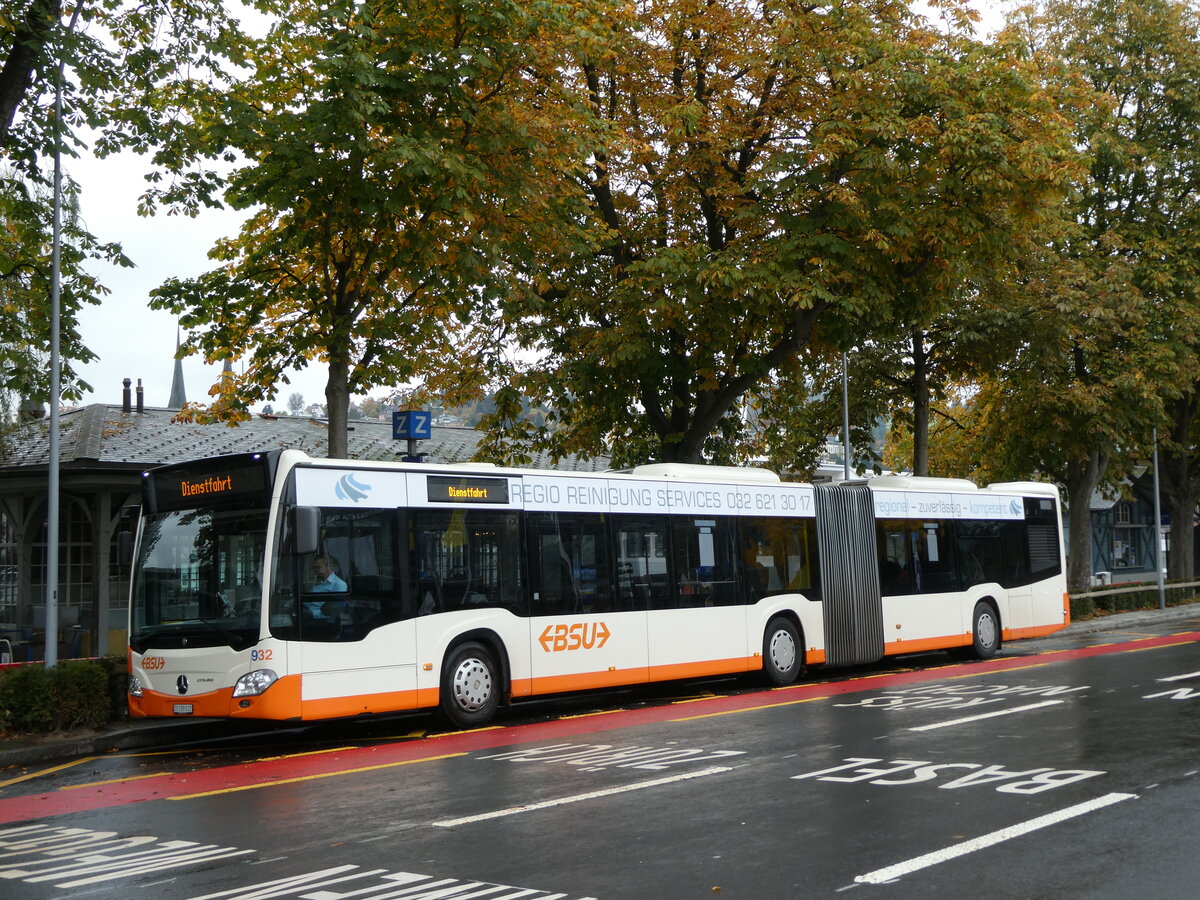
[0,631,1195,825]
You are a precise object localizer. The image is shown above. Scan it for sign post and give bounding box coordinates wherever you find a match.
[392,410,432,461]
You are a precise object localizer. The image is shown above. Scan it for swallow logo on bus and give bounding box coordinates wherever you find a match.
[335,473,373,503]
[539,621,611,653]
[1010,499,1023,516]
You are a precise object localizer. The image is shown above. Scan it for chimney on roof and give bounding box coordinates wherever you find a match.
[122,378,132,413]
[17,396,44,422]
[136,378,144,413]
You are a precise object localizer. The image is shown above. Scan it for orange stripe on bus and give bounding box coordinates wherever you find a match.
[528,657,759,697]
[528,668,652,695]
[1003,623,1068,641]
[884,634,972,655]
[644,656,757,682]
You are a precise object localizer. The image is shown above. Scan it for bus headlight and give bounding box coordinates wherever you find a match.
[233,669,278,697]
[128,675,143,698]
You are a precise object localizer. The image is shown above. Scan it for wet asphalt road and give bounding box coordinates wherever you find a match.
[1,613,1197,899]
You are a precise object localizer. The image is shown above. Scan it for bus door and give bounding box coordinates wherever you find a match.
[646,514,751,679]
[527,508,649,693]
[815,483,884,666]
[289,468,418,717]
[878,516,963,644]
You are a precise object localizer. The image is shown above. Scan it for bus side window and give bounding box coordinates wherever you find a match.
[614,517,669,611]
[916,520,956,593]
[294,507,403,642]
[672,516,740,608]
[528,512,613,616]
[877,521,913,596]
[412,510,525,617]
[954,520,1003,589]
[738,517,819,601]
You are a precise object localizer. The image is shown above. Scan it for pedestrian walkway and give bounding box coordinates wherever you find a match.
[2,602,1198,771]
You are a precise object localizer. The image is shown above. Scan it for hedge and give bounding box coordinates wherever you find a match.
[0,656,128,735]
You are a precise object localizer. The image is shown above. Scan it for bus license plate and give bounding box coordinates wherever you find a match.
[172,704,194,715]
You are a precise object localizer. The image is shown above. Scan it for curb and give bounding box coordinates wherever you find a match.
[0,719,237,770]
[1059,600,1200,636]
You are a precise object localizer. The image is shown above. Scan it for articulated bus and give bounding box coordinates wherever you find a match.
[127,450,1069,727]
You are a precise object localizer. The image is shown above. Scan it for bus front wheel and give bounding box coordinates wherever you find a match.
[763,617,803,686]
[440,642,500,729]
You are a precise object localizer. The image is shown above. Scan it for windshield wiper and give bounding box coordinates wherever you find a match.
[132,618,257,652]
[189,616,253,649]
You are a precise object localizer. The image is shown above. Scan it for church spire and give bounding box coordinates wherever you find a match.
[168,328,187,409]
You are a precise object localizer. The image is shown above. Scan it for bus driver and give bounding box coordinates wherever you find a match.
[310,556,347,593]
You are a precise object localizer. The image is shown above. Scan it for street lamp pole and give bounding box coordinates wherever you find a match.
[841,352,851,481]
[1152,427,1165,610]
[45,0,86,667]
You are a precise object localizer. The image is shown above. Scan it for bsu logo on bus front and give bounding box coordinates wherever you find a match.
[539,621,611,653]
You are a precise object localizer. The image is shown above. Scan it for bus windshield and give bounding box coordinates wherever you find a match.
[130,507,268,653]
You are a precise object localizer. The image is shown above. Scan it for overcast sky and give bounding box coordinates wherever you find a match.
[71,148,336,411]
[67,1,1007,412]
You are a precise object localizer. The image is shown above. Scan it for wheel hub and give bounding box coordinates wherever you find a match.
[452,659,492,711]
[770,629,796,672]
[978,612,998,649]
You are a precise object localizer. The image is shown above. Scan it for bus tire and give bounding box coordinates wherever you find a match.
[763,617,803,686]
[440,642,500,728]
[954,601,1000,661]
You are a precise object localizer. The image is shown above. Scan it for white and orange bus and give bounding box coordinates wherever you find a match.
[126,450,1068,727]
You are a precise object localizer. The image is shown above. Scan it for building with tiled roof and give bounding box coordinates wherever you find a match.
[0,387,608,662]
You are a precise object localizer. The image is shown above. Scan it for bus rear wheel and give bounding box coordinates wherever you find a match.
[763,617,803,686]
[952,602,1001,661]
[440,642,500,729]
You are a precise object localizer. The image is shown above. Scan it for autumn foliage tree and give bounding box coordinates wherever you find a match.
[151,0,607,457]
[484,0,1077,467]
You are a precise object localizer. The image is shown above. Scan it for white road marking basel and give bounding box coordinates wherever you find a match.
[432,766,735,828]
[906,700,1064,732]
[854,792,1137,885]
[1157,670,1200,682]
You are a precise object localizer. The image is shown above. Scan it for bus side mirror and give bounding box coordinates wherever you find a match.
[292,506,320,556]
[117,531,134,566]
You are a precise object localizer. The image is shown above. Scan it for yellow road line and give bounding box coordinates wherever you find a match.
[0,756,96,789]
[672,694,827,722]
[110,749,199,757]
[256,746,358,762]
[168,752,467,801]
[60,771,176,790]
[558,709,627,720]
[944,662,1051,680]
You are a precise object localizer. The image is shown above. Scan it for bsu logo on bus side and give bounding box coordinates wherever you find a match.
[539,621,611,652]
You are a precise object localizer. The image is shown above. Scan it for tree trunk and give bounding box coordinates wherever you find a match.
[1064,450,1108,595]
[1158,394,1200,580]
[324,331,352,460]
[910,330,930,477]
[0,0,60,144]
[1162,478,1197,580]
